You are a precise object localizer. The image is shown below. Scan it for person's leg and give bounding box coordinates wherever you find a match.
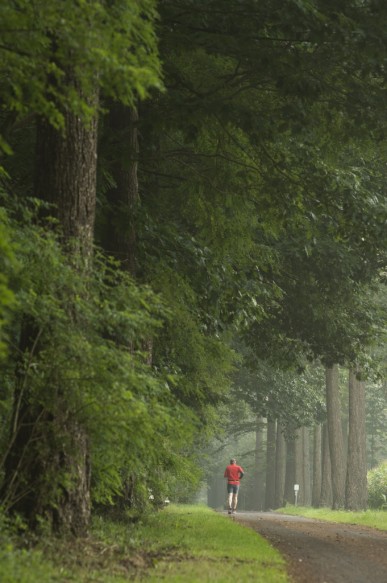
[232,492,238,510]
[232,485,240,512]
[228,492,233,511]
[227,484,233,513]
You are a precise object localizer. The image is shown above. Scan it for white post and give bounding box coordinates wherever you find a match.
[294,484,300,506]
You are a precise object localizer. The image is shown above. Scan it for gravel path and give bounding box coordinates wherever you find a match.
[231,511,387,583]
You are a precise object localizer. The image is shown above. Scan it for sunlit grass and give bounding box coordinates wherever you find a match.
[277,505,387,531]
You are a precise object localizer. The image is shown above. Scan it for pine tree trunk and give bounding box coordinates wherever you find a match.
[265,419,276,510]
[103,103,152,505]
[312,424,322,507]
[35,98,98,262]
[294,427,304,505]
[252,416,265,510]
[274,422,286,509]
[284,435,296,505]
[320,422,333,507]
[345,370,367,510]
[105,102,139,275]
[302,426,311,506]
[2,85,98,534]
[325,364,346,508]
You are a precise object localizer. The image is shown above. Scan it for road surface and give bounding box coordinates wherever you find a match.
[231,511,387,583]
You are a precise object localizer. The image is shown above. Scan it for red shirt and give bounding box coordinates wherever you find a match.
[224,464,244,485]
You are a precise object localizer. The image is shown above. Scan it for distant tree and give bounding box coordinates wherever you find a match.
[312,424,322,508]
[346,370,368,510]
[265,419,276,510]
[325,365,346,509]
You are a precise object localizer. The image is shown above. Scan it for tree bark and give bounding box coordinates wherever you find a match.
[274,421,286,509]
[35,96,98,262]
[325,364,346,508]
[312,424,322,507]
[284,435,296,505]
[105,102,139,275]
[252,416,265,510]
[265,418,276,510]
[345,369,367,510]
[302,426,311,506]
[320,422,333,507]
[294,427,304,505]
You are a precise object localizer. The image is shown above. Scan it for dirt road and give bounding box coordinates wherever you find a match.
[232,511,387,583]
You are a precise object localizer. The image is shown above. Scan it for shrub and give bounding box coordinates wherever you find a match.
[367,461,387,509]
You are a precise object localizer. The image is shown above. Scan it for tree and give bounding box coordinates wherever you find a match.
[274,422,286,509]
[0,0,161,534]
[325,365,346,509]
[345,370,367,510]
[265,419,276,510]
[312,424,322,508]
[320,423,333,507]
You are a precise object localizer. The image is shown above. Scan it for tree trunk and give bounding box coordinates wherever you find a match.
[103,102,153,505]
[2,86,98,534]
[294,427,304,505]
[312,424,322,507]
[265,419,276,510]
[302,426,311,506]
[345,369,367,510]
[251,416,265,510]
[274,421,286,509]
[35,98,98,262]
[320,422,333,507]
[105,102,139,275]
[284,435,296,505]
[325,364,346,509]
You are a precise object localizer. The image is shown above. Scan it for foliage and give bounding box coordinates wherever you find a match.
[0,0,161,136]
[0,207,199,512]
[232,356,326,433]
[0,205,16,359]
[367,461,387,509]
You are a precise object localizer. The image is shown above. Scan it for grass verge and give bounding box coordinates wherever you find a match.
[0,505,290,583]
[276,505,387,531]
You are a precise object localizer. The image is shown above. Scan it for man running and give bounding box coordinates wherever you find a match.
[224,458,244,514]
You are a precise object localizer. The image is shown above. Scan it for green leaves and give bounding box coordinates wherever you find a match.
[0,0,161,134]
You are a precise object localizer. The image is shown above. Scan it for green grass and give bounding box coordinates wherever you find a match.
[277,505,387,531]
[134,504,289,582]
[0,505,290,583]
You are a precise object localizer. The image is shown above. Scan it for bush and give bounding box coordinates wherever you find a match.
[367,461,387,509]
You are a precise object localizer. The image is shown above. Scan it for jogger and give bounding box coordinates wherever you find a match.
[224,458,244,514]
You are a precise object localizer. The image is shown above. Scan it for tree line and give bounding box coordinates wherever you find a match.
[1,0,387,535]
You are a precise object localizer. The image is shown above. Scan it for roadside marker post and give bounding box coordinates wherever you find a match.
[294,484,299,506]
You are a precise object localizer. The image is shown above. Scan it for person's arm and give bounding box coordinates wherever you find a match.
[238,467,244,479]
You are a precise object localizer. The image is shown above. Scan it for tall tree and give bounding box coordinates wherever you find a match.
[325,365,346,509]
[312,424,322,508]
[265,419,276,510]
[320,422,333,507]
[274,422,286,509]
[302,426,312,506]
[345,370,367,510]
[252,416,265,511]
